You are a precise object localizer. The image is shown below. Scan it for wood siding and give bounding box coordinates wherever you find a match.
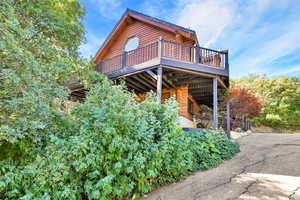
[176,86,201,121]
[138,86,202,121]
[99,20,193,61]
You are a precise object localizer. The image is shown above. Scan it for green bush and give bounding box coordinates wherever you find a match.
[185,130,240,170]
[0,77,239,200]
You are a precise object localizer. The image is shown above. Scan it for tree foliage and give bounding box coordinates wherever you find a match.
[223,86,262,129]
[0,0,85,162]
[232,75,300,129]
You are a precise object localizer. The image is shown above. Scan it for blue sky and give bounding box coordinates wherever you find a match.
[79,0,300,78]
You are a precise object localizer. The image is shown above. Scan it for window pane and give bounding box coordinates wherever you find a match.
[125,37,139,52]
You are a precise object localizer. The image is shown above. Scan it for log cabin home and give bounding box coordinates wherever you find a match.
[70,9,229,129]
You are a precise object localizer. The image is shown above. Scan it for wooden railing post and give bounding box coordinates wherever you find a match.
[121,52,127,68]
[194,46,200,64]
[221,50,229,70]
[225,51,229,71]
[158,37,163,59]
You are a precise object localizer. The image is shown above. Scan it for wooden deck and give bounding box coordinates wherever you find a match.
[95,39,229,78]
[72,39,229,129]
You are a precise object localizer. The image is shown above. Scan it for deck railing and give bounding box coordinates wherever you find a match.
[96,39,228,74]
[198,47,227,68]
[126,41,158,66]
[162,40,194,63]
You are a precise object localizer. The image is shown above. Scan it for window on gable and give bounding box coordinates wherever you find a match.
[124,36,139,52]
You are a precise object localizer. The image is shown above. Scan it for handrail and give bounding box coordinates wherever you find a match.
[95,39,228,74]
[161,39,227,68]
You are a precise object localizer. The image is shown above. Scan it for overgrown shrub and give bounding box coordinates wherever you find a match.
[0,77,239,199]
[185,130,240,170]
[221,86,262,130]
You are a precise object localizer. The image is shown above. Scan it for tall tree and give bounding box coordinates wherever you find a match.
[0,0,85,161]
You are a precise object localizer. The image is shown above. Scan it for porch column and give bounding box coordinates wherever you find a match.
[213,77,218,129]
[226,102,231,138]
[157,66,163,103]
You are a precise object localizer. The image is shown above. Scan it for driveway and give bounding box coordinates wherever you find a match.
[142,133,300,200]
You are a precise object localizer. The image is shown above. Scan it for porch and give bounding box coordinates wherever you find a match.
[95,39,229,129]
[113,67,224,129]
[71,39,230,129]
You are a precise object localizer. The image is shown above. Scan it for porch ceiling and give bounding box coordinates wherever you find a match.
[69,66,227,107]
[122,68,224,107]
[165,69,214,106]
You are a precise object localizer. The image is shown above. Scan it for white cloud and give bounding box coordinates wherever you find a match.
[138,1,178,22]
[174,0,300,77]
[270,65,300,77]
[176,0,236,47]
[230,13,300,77]
[139,1,162,18]
[93,0,122,19]
[250,21,300,65]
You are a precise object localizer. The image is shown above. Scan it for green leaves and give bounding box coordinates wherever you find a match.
[232,75,300,129]
[0,0,85,158]
[185,130,240,170]
[0,75,240,199]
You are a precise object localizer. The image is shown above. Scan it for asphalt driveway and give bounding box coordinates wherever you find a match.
[142,133,300,200]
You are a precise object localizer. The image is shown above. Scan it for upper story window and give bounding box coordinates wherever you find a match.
[124,36,139,52]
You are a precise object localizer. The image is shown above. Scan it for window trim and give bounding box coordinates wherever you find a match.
[124,36,140,52]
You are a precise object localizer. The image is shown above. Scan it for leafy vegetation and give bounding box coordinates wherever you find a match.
[0,0,239,199]
[222,86,262,129]
[0,75,240,199]
[232,75,300,129]
[187,130,240,170]
[0,0,85,163]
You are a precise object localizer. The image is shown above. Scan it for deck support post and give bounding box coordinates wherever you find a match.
[157,66,163,103]
[213,77,218,129]
[226,102,231,139]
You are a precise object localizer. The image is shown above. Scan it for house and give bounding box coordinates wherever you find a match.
[71,9,229,129]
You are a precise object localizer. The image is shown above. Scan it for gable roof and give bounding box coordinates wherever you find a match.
[128,9,197,38]
[94,9,199,61]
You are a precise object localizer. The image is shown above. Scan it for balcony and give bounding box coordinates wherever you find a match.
[95,39,229,78]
